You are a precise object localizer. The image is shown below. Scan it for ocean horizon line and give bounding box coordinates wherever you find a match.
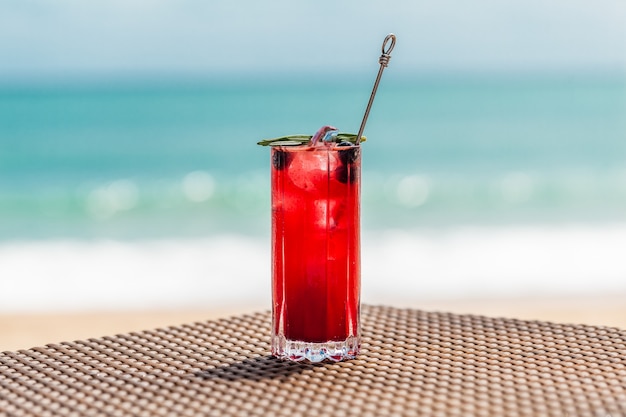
[1,68,624,91]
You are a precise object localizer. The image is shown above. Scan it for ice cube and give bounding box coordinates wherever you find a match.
[287,148,338,191]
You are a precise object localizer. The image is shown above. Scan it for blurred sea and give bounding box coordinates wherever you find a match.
[1,75,626,311]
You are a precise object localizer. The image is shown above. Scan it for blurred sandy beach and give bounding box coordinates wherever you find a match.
[2,294,625,352]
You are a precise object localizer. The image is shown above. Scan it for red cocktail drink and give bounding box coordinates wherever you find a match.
[264,33,395,362]
[271,140,361,362]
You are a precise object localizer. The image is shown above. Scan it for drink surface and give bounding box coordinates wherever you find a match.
[271,143,361,344]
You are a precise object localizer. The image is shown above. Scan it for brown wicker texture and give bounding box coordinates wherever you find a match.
[1,305,625,417]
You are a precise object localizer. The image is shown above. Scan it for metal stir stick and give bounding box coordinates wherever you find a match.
[356,33,396,145]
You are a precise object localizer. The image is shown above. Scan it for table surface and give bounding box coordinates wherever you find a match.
[1,305,625,417]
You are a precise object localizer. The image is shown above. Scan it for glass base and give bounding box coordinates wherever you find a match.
[271,335,360,363]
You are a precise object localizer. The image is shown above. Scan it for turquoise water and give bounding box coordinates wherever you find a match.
[1,75,625,240]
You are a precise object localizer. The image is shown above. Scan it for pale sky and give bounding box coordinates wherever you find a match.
[0,0,625,80]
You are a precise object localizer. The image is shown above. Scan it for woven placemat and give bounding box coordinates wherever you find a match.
[1,305,625,417]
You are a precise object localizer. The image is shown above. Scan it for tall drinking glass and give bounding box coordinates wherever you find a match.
[270,142,361,362]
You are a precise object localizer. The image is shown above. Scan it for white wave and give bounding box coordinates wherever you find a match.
[1,223,626,313]
[363,224,626,301]
[0,236,270,313]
